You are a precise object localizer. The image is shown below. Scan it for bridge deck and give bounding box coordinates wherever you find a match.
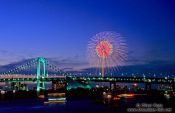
[0,76,174,84]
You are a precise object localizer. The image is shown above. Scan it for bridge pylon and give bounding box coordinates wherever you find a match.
[36,57,46,92]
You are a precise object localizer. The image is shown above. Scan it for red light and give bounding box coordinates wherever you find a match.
[118,94,135,98]
[96,40,113,58]
[113,96,120,100]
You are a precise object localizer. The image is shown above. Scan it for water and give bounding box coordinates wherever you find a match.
[0,98,113,113]
[0,96,174,113]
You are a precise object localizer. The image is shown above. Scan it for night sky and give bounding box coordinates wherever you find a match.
[0,0,175,72]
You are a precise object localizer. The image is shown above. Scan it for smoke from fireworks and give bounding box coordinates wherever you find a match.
[87,31,127,77]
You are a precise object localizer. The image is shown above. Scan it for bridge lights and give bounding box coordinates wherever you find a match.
[148,79,151,82]
[133,83,137,87]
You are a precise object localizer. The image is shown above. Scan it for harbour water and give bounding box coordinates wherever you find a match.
[0,94,174,113]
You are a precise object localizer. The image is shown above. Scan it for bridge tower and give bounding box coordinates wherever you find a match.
[36,57,46,92]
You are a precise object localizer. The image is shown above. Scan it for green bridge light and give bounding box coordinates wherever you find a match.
[37,57,46,92]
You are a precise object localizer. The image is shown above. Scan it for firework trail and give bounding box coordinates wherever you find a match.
[87,31,127,77]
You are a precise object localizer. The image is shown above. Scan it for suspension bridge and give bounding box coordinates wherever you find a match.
[0,57,175,92]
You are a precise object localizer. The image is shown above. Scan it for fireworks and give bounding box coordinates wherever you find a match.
[87,31,127,77]
[96,40,113,58]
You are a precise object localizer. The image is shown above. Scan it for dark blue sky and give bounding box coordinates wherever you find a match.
[0,0,175,70]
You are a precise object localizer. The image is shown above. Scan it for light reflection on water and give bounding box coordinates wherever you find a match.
[0,95,173,113]
[0,98,114,113]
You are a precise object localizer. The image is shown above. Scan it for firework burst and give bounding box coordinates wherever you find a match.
[87,31,127,77]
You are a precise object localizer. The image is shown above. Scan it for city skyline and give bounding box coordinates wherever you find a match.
[0,0,175,72]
